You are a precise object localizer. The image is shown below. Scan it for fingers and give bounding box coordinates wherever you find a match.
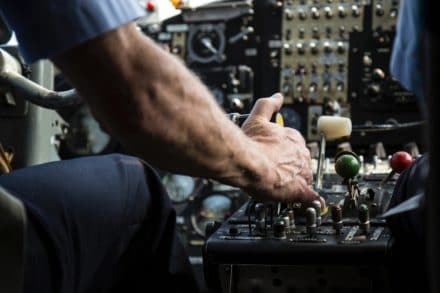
[292,178,326,211]
[317,196,327,211]
[250,93,284,121]
[294,177,319,200]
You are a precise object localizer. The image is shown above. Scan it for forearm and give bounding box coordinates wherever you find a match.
[53,23,269,188]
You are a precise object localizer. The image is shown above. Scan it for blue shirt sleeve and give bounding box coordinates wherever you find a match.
[390,0,424,101]
[0,0,145,63]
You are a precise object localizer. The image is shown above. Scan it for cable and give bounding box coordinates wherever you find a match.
[352,120,425,132]
[0,70,82,109]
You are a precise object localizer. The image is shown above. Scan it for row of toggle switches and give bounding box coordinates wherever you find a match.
[283,41,347,55]
[246,200,371,239]
[284,5,362,21]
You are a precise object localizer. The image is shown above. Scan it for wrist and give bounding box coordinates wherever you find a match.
[229,140,276,196]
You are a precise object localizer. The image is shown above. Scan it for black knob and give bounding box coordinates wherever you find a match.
[298,9,307,20]
[358,204,371,235]
[375,4,384,16]
[255,203,265,220]
[352,5,360,17]
[296,43,305,55]
[311,7,320,19]
[367,84,381,97]
[372,68,385,81]
[283,43,292,55]
[285,9,294,20]
[287,209,295,228]
[331,205,343,234]
[273,219,286,238]
[324,6,333,19]
[358,204,370,223]
[324,42,332,53]
[332,203,343,221]
[337,42,345,54]
[310,42,318,55]
[338,6,346,18]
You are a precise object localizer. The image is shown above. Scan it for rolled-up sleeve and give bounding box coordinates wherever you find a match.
[0,0,145,63]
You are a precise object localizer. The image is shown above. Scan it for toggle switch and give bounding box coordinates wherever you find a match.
[273,219,287,238]
[286,209,295,229]
[255,203,266,233]
[331,204,343,234]
[311,200,322,226]
[306,207,317,237]
[358,204,370,235]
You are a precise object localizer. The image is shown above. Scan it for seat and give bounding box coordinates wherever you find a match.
[0,186,26,293]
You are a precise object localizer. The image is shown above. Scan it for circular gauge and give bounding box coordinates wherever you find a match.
[279,106,302,130]
[187,23,226,64]
[60,105,112,156]
[191,193,233,237]
[162,174,197,203]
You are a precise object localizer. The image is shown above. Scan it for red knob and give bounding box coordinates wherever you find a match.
[146,1,155,11]
[390,151,413,173]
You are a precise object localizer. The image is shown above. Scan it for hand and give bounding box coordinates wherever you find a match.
[241,93,324,207]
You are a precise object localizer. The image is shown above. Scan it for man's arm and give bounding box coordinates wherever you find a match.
[52,23,319,203]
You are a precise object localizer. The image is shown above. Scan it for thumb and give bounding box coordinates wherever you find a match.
[250,93,283,121]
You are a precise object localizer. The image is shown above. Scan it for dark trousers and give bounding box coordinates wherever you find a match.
[0,154,199,293]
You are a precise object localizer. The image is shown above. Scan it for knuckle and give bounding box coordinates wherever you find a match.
[273,93,284,99]
[286,128,306,144]
[301,169,312,183]
[286,127,300,137]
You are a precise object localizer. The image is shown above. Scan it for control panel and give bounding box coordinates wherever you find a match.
[203,149,414,292]
[257,0,422,145]
[279,0,366,105]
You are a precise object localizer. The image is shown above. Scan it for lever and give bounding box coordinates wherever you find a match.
[227,112,284,127]
[315,116,352,190]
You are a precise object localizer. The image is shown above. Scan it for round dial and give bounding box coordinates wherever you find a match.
[162,174,196,203]
[187,24,226,64]
[191,194,232,236]
[279,107,302,130]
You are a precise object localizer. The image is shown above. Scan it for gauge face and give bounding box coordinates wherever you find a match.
[279,106,302,130]
[187,24,226,64]
[64,106,111,155]
[191,194,232,236]
[163,174,196,203]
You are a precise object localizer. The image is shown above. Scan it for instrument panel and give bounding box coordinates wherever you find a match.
[141,0,422,143]
[159,173,249,256]
[142,1,258,113]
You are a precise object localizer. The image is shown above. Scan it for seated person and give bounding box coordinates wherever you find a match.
[387,1,429,292]
[388,0,427,242]
[0,0,322,292]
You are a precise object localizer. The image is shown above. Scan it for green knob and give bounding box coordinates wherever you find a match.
[335,154,360,179]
